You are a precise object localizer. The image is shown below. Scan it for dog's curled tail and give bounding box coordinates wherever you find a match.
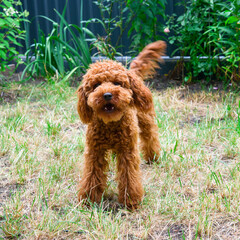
[129,41,166,80]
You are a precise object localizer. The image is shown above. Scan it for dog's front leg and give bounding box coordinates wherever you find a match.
[78,145,108,204]
[117,147,144,209]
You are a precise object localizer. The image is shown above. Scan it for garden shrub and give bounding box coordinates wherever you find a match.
[0,0,28,72]
[221,0,240,83]
[87,0,126,59]
[127,0,167,54]
[168,0,240,83]
[88,0,167,56]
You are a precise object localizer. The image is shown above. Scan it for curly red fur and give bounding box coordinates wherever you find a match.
[130,40,166,79]
[77,41,166,209]
[77,86,93,123]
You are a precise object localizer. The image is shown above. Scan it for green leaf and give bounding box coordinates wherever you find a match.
[0,50,7,60]
[226,16,239,24]
[3,1,12,8]
[58,66,81,84]
[0,19,6,27]
[219,26,235,35]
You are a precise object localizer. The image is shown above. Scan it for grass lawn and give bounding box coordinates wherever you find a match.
[0,78,240,239]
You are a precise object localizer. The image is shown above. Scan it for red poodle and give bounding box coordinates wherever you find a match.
[77,41,166,209]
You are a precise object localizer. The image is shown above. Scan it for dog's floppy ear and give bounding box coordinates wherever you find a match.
[77,86,93,123]
[128,71,153,112]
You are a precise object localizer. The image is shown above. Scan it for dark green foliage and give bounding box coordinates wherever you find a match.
[0,0,28,72]
[127,0,167,54]
[22,1,92,81]
[168,0,240,83]
[89,0,167,57]
[222,0,240,83]
[23,0,167,80]
[88,0,127,59]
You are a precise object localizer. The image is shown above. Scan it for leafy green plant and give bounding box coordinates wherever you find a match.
[236,100,240,134]
[0,0,28,72]
[221,0,240,83]
[92,36,121,60]
[88,0,167,58]
[168,0,232,82]
[22,0,92,81]
[86,0,128,59]
[127,0,167,54]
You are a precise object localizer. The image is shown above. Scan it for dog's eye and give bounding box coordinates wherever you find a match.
[113,82,121,86]
[93,83,101,89]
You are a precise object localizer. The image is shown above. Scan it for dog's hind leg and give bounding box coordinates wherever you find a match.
[138,111,161,164]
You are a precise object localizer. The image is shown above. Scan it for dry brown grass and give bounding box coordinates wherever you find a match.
[0,80,240,239]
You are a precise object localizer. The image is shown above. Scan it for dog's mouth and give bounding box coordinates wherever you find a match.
[103,103,115,113]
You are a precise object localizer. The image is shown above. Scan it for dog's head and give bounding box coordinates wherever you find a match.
[77,60,153,124]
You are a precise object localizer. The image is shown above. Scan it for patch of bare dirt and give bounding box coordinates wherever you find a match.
[0,90,21,104]
[148,222,193,240]
[150,73,239,94]
[0,156,23,215]
[0,72,23,104]
[0,156,11,210]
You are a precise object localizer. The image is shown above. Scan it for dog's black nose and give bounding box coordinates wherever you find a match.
[103,92,112,101]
